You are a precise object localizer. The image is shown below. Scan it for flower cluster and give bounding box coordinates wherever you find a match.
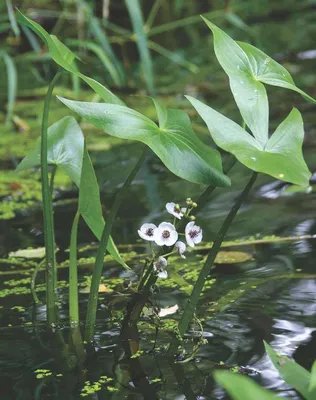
[137,199,203,279]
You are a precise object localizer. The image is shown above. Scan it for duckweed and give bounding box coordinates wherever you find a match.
[80,376,114,396]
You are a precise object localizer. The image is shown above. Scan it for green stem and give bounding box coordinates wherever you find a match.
[84,147,148,342]
[69,210,80,325]
[167,172,258,355]
[41,70,62,325]
[50,165,58,288]
[145,0,165,30]
[31,261,44,304]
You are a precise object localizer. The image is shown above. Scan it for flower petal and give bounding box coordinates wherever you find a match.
[185,221,195,234]
[158,221,176,231]
[175,241,186,258]
[163,235,178,246]
[166,202,176,214]
[153,229,165,246]
[140,223,157,232]
[186,234,195,248]
[138,222,157,241]
[194,229,203,244]
[157,270,168,279]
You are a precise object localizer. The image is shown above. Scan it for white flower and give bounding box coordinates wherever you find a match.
[153,256,168,279]
[154,222,178,246]
[185,221,203,247]
[138,223,157,241]
[166,202,187,220]
[175,241,186,259]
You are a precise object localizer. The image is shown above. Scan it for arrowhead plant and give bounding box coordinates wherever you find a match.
[187,18,312,187]
[15,10,313,357]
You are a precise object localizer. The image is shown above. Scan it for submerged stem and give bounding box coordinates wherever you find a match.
[168,171,258,355]
[41,70,62,325]
[84,147,148,342]
[69,210,80,325]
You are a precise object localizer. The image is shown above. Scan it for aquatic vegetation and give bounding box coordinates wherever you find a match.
[0,169,72,220]
[80,376,115,397]
[2,5,314,399]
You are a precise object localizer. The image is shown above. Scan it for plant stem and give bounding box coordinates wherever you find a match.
[168,171,258,355]
[69,210,80,325]
[84,147,148,342]
[41,70,62,325]
[50,165,58,288]
[31,261,44,304]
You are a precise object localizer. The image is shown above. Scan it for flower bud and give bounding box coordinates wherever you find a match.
[186,197,192,205]
[192,202,198,208]
[190,215,196,221]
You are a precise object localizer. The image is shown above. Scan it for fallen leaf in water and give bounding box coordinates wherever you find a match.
[215,251,252,264]
[158,304,179,317]
[80,283,112,294]
[9,247,46,259]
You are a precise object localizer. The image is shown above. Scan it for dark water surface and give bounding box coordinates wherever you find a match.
[1,144,316,399]
[1,4,316,396]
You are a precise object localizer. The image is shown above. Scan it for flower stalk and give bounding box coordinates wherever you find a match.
[167,171,258,355]
[84,146,148,342]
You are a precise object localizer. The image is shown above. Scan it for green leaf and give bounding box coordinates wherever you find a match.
[214,371,279,400]
[238,42,316,104]
[16,117,84,186]
[16,117,127,269]
[57,96,230,187]
[124,0,154,94]
[79,147,129,269]
[187,96,311,186]
[17,11,123,105]
[6,0,20,37]
[309,361,316,397]
[202,17,269,147]
[0,51,17,126]
[202,18,316,145]
[264,341,311,399]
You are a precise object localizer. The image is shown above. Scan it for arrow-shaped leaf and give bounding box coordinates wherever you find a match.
[203,18,316,146]
[16,116,84,186]
[187,96,311,186]
[202,17,269,147]
[16,117,128,269]
[57,96,231,187]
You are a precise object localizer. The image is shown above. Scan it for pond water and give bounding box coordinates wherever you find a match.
[1,138,316,399]
[1,4,316,396]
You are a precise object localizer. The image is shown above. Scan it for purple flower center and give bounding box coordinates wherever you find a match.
[189,229,199,238]
[146,228,154,237]
[162,230,170,239]
[173,207,180,214]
